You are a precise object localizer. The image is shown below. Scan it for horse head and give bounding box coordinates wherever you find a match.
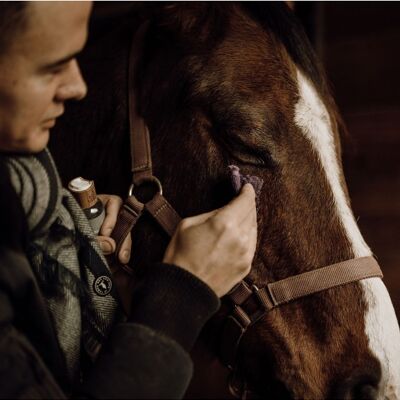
[136,4,400,398]
[50,3,400,399]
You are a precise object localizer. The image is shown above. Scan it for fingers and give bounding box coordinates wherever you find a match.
[98,194,123,236]
[216,183,256,223]
[179,184,256,233]
[179,209,219,229]
[97,233,132,264]
[97,194,132,263]
[97,235,116,255]
[246,223,258,258]
[244,205,258,249]
[241,196,257,230]
[117,233,132,264]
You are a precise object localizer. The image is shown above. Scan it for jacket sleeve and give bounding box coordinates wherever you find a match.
[0,247,220,399]
[82,263,220,399]
[0,293,67,399]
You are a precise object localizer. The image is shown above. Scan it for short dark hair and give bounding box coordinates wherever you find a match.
[0,2,28,53]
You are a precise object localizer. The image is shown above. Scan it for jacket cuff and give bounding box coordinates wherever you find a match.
[128,263,220,352]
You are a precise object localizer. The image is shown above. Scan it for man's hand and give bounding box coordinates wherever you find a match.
[163,184,257,297]
[96,194,132,264]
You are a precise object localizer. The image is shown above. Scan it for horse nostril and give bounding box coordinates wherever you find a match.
[331,373,380,400]
[351,383,378,400]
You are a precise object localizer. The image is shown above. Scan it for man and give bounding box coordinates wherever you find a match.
[0,2,257,398]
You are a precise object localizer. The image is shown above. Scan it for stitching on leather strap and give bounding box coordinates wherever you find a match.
[133,164,149,171]
[145,193,181,236]
[154,203,168,217]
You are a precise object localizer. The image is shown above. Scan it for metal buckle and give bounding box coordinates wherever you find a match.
[252,284,276,312]
[251,284,260,292]
[128,176,163,197]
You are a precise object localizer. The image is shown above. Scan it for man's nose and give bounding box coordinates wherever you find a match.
[55,60,87,102]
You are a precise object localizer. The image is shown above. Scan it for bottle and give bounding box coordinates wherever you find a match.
[68,177,105,235]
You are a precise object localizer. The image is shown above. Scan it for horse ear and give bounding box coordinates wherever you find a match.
[154,3,228,45]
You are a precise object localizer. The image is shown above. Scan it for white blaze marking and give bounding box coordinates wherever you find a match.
[294,69,400,398]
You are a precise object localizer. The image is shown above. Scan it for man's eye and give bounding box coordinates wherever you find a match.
[49,62,69,75]
[51,66,66,74]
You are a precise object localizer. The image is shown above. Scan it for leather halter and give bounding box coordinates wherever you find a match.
[111,21,384,391]
[220,256,382,370]
[111,22,181,266]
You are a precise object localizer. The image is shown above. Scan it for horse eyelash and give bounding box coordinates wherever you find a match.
[222,133,277,169]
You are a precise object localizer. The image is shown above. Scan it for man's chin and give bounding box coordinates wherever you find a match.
[25,129,50,153]
[4,129,50,154]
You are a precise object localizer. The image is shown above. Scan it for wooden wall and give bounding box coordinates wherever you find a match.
[297,3,400,316]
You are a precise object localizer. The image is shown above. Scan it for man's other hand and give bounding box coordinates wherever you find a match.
[96,194,132,264]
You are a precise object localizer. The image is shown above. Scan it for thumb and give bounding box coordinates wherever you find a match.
[97,235,116,255]
[182,208,219,227]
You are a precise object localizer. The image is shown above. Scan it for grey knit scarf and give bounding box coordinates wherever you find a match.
[4,149,120,385]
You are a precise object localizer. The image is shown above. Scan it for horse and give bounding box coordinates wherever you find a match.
[50,3,400,399]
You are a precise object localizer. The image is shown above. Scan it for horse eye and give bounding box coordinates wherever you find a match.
[220,135,276,168]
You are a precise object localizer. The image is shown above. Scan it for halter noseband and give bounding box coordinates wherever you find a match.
[111,21,384,398]
[220,257,382,368]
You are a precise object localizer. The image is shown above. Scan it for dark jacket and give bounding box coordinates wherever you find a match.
[0,160,220,399]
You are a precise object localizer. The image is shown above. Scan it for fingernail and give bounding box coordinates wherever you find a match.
[121,250,130,264]
[100,241,113,254]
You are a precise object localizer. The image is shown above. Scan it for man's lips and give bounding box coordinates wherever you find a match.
[42,119,57,128]
[42,112,64,128]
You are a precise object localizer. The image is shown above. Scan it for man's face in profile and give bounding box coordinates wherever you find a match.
[0,2,92,154]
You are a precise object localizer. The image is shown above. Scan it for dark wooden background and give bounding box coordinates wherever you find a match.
[297,3,400,318]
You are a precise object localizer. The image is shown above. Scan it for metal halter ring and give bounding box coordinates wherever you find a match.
[128,176,163,197]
